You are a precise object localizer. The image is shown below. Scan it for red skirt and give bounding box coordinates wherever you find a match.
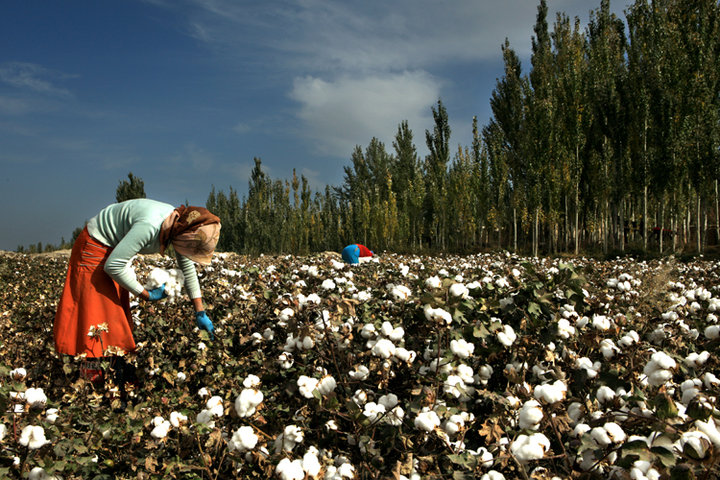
[54,227,135,358]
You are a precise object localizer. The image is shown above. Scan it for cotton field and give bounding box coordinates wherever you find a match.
[0,250,719,479]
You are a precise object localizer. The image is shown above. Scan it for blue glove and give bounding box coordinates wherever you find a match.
[147,284,167,301]
[195,311,215,339]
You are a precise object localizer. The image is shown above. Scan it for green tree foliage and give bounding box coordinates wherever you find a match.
[198,0,718,258]
[115,172,146,203]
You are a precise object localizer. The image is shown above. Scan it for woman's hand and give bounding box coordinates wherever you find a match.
[147,284,167,301]
[195,311,215,339]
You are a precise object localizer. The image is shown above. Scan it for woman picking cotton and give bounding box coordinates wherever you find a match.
[53,198,221,391]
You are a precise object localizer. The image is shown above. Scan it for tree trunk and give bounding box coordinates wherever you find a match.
[575,180,580,255]
[620,197,625,252]
[513,207,517,252]
[660,200,664,254]
[533,207,540,257]
[716,179,720,244]
[643,185,648,252]
[697,193,702,253]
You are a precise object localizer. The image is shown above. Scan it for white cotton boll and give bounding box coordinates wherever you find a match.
[496,277,510,288]
[590,426,612,447]
[278,352,294,369]
[423,305,452,325]
[19,425,49,450]
[24,387,47,409]
[646,351,676,371]
[425,276,442,289]
[321,279,336,290]
[170,411,188,428]
[276,458,305,480]
[618,330,639,348]
[444,414,466,435]
[151,417,171,439]
[573,423,591,437]
[449,283,469,298]
[499,296,514,309]
[299,336,315,350]
[607,278,619,288]
[534,380,567,404]
[592,314,611,330]
[480,471,505,480]
[349,365,370,381]
[201,396,222,417]
[388,326,405,342]
[297,376,320,399]
[394,347,416,363]
[302,448,322,477]
[317,376,337,395]
[456,364,475,384]
[354,290,372,302]
[372,339,396,359]
[478,365,493,385]
[708,312,718,322]
[390,284,412,301]
[702,372,720,389]
[198,387,210,398]
[279,308,294,323]
[704,325,720,339]
[274,425,304,453]
[444,375,468,399]
[414,409,441,432]
[196,409,215,427]
[45,408,59,424]
[556,319,576,339]
[681,387,699,405]
[518,400,544,430]
[680,431,711,459]
[646,369,673,387]
[695,418,720,448]
[450,338,475,358]
[600,339,619,359]
[575,357,600,378]
[228,425,258,452]
[235,388,264,417]
[244,374,261,389]
[603,422,626,443]
[176,372,187,382]
[10,367,27,381]
[381,321,394,337]
[567,402,584,424]
[596,385,616,404]
[363,402,386,423]
[360,323,376,339]
[353,389,368,406]
[497,324,517,347]
[510,433,550,462]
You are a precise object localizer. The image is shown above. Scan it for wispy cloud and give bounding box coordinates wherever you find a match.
[0,62,76,97]
[290,71,440,157]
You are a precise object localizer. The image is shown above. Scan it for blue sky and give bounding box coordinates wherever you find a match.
[0,0,629,250]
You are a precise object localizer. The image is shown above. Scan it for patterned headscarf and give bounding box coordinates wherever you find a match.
[159,206,221,264]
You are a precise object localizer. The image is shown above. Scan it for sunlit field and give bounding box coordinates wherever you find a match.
[1,250,719,479]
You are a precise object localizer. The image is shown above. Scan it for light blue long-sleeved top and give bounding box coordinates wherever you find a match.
[86,199,202,299]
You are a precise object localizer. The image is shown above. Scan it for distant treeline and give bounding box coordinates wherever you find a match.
[20,0,720,257]
[209,0,720,257]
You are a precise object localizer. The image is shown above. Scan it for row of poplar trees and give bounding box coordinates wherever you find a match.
[208,0,720,256]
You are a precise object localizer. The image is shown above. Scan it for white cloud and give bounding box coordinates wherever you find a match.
[0,62,75,97]
[170,143,215,171]
[290,70,440,157]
